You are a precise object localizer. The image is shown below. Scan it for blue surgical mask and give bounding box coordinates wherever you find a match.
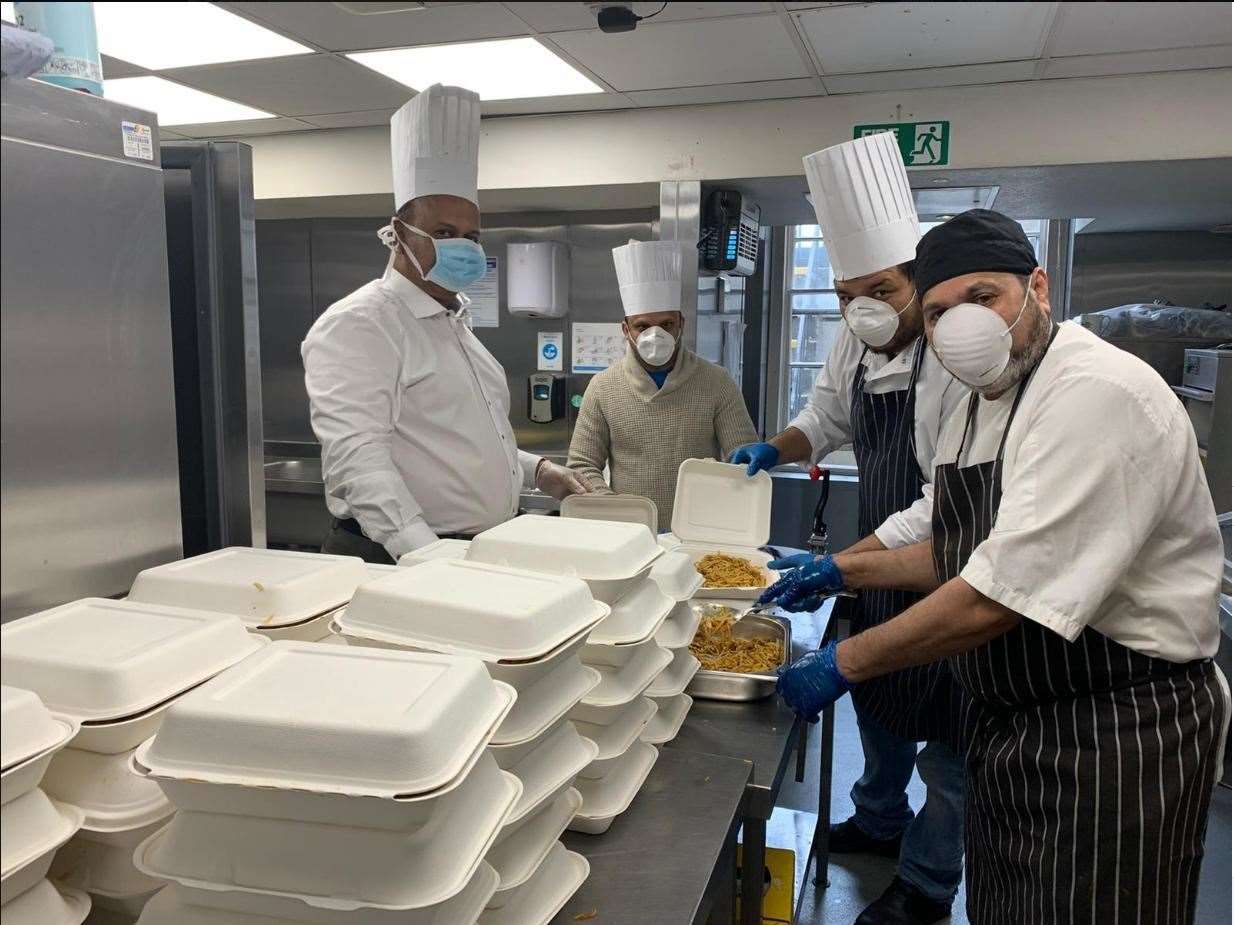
[381,218,488,293]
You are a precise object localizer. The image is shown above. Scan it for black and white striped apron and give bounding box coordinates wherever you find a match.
[932,336,1228,924]
[850,337,956,744]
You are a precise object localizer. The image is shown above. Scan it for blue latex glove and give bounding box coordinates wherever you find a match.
[776,640,854,721]
[729,442,779,477]
[758,554,844,611]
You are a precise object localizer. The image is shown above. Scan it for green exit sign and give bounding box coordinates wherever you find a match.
[854,121,950,167]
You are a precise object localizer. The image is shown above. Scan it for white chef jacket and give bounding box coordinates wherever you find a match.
[788,325,967,521]
[302,265,541,558]
[879,321,1221,663]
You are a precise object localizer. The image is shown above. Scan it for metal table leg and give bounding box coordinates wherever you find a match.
[740,816,767,925]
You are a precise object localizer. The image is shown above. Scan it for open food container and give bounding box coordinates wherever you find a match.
[1,788,84,904]
[338,559,608,661]
[686,612,792,701]
[641,694,693,745]
[141,863,499,925]
[40,746,172,838]
[396,538,472,567]
[0,599,262,725]
[671,459,775,600]
[568,698,655,762]
[560,494,657,535]
[1,687,78,806]
[650,550,705,602]
[485,786,581,896]
[489,717,597,827]
[467,515,663,604]
[0,879,90,925]
[478,842,589,924]
[138,642,514,801]
[135,767,519,911]
[127,547,367,630]
[655,600,705,650]
[645,647,701,699]
[579,638,673,708]
[585,577,674,646]
[568,741,658,835]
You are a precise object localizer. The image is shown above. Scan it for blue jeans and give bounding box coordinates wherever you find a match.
[850,707,966,902]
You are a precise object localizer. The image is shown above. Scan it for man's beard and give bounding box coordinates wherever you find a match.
[979,300,1052,398]
[871,310,924,359]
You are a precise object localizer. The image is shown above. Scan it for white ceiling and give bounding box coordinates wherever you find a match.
[85,1,1228,139]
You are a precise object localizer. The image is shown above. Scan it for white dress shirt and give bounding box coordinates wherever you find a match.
[302,265,540,558]
[880,322,1221,663]
[789,325,967,536]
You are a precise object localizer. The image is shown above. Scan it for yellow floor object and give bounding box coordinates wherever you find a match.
[736,845,795,924]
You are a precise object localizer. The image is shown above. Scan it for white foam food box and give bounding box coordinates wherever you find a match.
[1,686,75,771]
[1,879,90,925]
[40,747,172,836]
[68,695,177,756]
[641,694,694,746]
[0,599,261,724]
[568,698,656,762]
[568,741,658,835]
[671,459,775,600]
[650,549,705,601]
[654,600,705,650]
[478,842,589,923]
[489,717,597,827]
[134,767,521,911]
[485,786,581,895]
[645,647,702,699]
[560,494,657,535]
[579,638,674,709]
[585,577,674,646]
[138,641,514,799]
[395,538,472,567]
[128,547,368,628]
[50,830,166,899]
[484,630,600,746]
[338,559,608,662]
[0,787,84,903]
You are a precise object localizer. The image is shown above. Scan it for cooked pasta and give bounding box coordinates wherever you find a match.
[689,606,783,674]
[695,553,766,589]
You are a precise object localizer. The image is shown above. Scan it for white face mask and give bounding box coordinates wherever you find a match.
[843,291,917,349]
[632,326,677,367]
[931,272,1034,388]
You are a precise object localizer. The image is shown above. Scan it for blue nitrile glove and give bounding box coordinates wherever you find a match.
[729,442,779,477]
[758,554,844,611]
[776,640,854,721]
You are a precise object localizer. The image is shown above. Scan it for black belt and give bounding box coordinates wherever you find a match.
[333,517,475,542]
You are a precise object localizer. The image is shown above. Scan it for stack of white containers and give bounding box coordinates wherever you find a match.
[334,558,601,918]
[0,600,262,921]
[127,547,369,643]
[130,640,534,923]
[464,515,674,834]
[1,685,86,925]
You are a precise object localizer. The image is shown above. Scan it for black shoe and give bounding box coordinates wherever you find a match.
[828,818,903,859]
[855,877,952,925]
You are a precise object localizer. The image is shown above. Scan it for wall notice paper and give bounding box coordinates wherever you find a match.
[465,256,500,328]
[121,121,153,161]
[572,323,626,374]
[537,332,564,372]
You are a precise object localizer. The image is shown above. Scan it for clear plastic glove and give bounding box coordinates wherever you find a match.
[535,460,587,501]
[729,442,780,477]
[758,554,844,611]
[776,640,854,721]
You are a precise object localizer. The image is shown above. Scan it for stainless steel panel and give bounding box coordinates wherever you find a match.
[659,181,702,351]
[1071,231,1232,315]
[1041,218,1075,320]
[686,613,791,701]
[257,222,315,443]
[1,80,182,621]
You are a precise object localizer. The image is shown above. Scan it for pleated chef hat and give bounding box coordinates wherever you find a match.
[390,84,481,211]
[612,240,683,317]
[803,131,919,281]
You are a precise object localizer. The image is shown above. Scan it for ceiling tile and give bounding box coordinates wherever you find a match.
[1048,1,1232,57]
[481,92,636,116]
[220,1,528,52]
[161,55,411,117]
[100,53,147,79]
[797,2,1055,74]
[823,60,1038,94]
[627,77,822,107]
[550,15,810,92]
[300,108,398,128]
[1043,45,1232,80]
[503,2,772,34]
[173,116,316,138]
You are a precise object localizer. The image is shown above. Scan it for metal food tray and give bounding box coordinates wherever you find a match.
[685,614,790,701]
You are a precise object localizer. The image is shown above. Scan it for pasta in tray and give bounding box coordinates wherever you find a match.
[695,553,766,589]
[689,606,783,674]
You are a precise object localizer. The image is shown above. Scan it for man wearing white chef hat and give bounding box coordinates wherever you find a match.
[567,239,757,524]
[731,131,968,925]
[302,84,585,563]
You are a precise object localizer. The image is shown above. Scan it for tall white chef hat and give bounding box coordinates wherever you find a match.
[803,131,919,282]
[390,83,481,211]
[612,240,683,317]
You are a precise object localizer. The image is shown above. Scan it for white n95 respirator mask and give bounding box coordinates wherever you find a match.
[843,292,917,349]
[931,273,1034,388]
[633,326,677,367]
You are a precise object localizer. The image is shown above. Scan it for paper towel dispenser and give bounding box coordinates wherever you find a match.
[508,242,570,318]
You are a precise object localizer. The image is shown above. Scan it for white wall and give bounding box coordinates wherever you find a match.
[242,69,1231,204]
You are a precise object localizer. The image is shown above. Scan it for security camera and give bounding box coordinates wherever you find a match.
[589,2,640,34]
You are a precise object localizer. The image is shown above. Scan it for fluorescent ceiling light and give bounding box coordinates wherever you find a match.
[93,2,310,70]
[348,37,603,101]
[1,3,14,23]
[105,76,274,125]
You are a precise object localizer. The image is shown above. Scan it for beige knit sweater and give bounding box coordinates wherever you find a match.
[567,346,758,526]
